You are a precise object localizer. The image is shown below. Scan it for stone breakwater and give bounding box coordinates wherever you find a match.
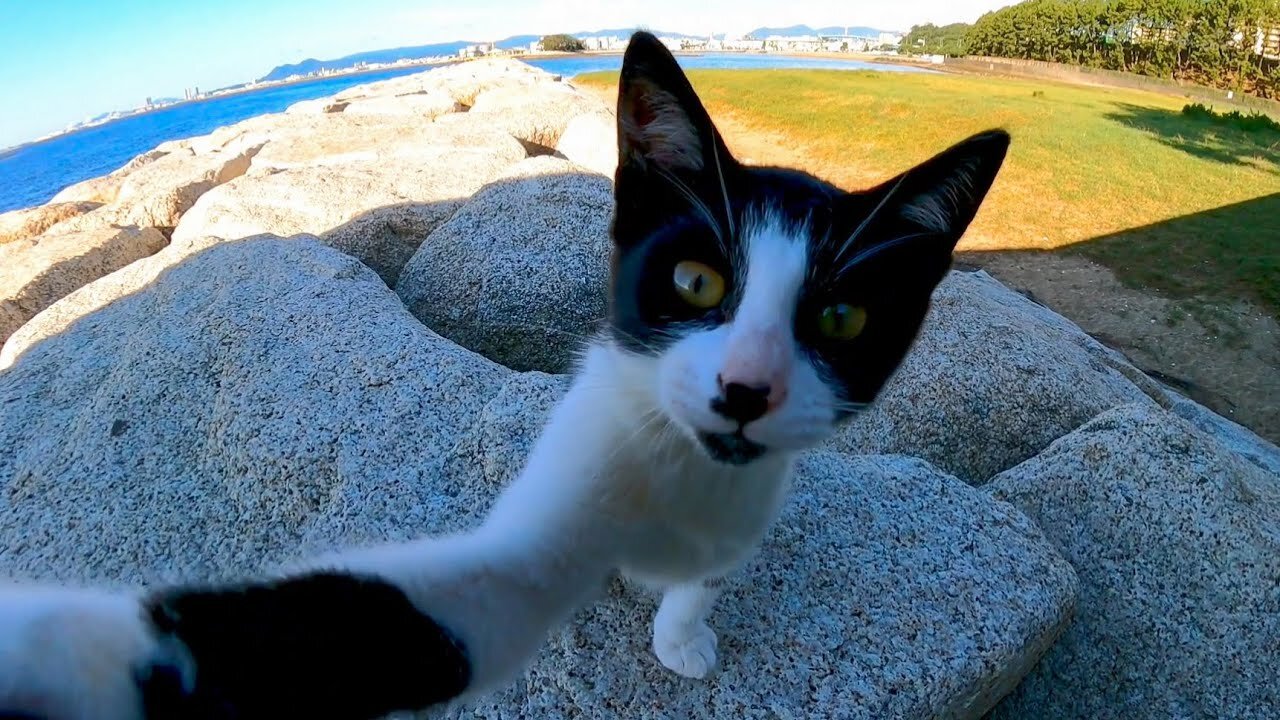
[1,58,1277,720]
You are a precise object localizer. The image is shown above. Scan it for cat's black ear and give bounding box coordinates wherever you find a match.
[886,129,1009,239]
[831,130,1009,283]
[616,31,732,175]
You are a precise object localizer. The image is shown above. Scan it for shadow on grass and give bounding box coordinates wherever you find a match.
[1064,192,1280,315]
[1104,102,1280,171]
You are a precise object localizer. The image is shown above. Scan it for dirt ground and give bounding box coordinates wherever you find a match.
[577,82,1279,443]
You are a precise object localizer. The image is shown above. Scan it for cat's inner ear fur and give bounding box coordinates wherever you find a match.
[890,130,1011,237]
[617,32,720,174]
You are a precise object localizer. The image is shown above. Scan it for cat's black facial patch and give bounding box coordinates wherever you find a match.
[138,572,470,720]
[611,209,734,354]
[609,165,839,356]
[698,431,768,465]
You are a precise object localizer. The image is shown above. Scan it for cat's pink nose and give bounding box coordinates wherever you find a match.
[716,324,792,422]
[712,374,788,424]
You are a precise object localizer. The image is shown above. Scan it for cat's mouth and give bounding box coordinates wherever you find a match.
[696,431,768,466]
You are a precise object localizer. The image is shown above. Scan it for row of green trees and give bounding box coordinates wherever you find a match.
[900,23,973,57]
[900,1,1280,99]
[964,0,1280,97]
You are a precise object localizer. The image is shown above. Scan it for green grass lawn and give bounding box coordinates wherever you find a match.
[577,69,1280,315]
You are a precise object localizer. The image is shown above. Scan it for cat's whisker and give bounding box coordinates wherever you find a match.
[832,170,911,266]
[709,131,736,240]
[654,166,729,256]
[836,231,944,277]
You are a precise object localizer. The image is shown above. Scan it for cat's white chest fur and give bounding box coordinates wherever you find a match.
[484,342,794,587]
[602,432,793,586]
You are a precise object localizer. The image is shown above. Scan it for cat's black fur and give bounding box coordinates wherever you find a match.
[136,573,469,719]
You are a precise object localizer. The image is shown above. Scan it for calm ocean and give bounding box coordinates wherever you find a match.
[0,54,931,213]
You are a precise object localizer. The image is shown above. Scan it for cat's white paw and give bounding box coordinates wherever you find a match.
[0,586,158,720]
[653,620,717,679]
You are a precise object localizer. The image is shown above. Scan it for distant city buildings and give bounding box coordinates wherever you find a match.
[53,25,910,141]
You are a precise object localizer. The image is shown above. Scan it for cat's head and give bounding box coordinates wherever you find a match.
[607,32,1009,465]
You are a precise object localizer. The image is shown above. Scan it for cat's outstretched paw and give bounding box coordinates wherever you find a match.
[653,620,717,679]
[0,587,162,720]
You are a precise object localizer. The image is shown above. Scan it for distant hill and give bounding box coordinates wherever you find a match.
[746,24,889,39]
[258,29,709,83]
[258,35,540,82]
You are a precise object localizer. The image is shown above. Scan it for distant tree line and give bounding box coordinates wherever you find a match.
[900,23,973,57]
[962,0,1280,98]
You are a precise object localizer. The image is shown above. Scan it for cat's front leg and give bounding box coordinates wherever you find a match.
[652,578,723,679]
[0,586,167,720]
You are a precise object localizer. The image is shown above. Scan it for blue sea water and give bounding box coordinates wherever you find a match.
[0,54,932,213]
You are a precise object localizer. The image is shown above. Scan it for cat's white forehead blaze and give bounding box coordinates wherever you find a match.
[719,209,808,403]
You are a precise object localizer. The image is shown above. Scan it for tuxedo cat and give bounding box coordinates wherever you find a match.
[0,31,1008,720]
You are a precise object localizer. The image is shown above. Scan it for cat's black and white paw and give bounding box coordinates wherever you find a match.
[0,586,167,720]
[0,572,474,720]
[652,618,718,679]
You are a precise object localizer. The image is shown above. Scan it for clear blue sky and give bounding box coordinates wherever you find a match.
[0,0,1007,148]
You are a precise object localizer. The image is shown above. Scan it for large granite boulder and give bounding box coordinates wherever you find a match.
[828,270,1166,484]
[555,111,618,178]
[986,403,1280,719]
[0,222,166,345]
[342,91,462,118]
[0,237,510,583]
[244,113,519,170]
[395,157,614,372]
[107,142,262,228]
[170,119,527,285]
[467,83,613,152]
[0,238,1074,719]
[0,201,102,245]
[48,148,169,205]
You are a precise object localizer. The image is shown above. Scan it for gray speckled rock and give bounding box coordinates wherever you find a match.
[1164,393,1280,478]
[245,113,521,171]
[827,270,1166,484]
[986,403,1280,720]
[468,83,612,152]
[171,134,526,285]
[395,156,614,372]
[0,201,102,245]
[342,91,462,118]
[108,142,263,228]
[555,111,618,178]
[455,452,1075,720]
[48,148,171,205]
[0,222,167,345]
[0,236,510,586]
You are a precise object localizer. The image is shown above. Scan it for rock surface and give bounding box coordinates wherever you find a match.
[108,142,262,228]
[0,237,509,583]
[556,111,618,177]
[0,201,102,245]
[0,222,167,344]
[469,82,612,152]
[986,403,1280,720]
[396,157,614,372]
[0,237,1074,719]
[828,270,1166,484]
[342,91,462,118]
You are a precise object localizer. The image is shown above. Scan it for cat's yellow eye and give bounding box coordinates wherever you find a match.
[817,304,867,340]
[673,260,725,309]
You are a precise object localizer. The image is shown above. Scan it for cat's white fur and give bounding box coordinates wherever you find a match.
[0,210,841,716]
